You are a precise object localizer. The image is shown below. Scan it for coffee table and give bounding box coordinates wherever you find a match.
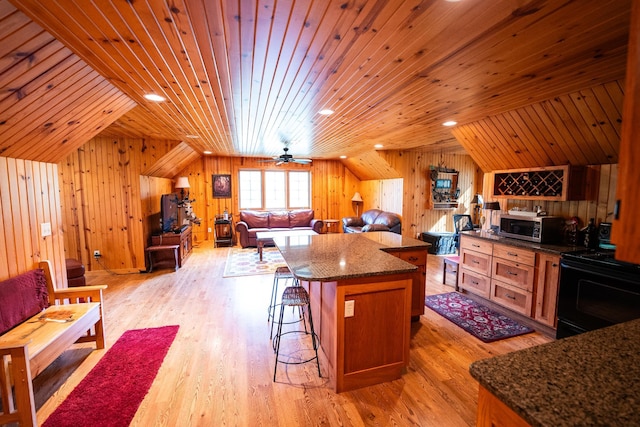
[256,229,318,261]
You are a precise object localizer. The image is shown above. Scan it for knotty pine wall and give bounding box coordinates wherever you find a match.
[59,137,179,271]
[173,156,363,244]
[0,156,67,287]
[55,136,618,274]
[381,151,483,239]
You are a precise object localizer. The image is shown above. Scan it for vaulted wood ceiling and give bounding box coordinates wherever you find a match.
[1,0,632,172]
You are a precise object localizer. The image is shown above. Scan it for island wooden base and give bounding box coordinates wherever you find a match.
[476,385,531,427]
[301,273,413,392]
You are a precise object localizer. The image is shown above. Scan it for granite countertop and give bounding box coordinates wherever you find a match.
[461,229,581,254]
[273,232,428,281]
[470,319,640,426]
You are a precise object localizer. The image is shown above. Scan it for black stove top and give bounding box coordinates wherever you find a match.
[562,248,640,275]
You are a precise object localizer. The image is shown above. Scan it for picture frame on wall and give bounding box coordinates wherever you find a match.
[213,174,231,198]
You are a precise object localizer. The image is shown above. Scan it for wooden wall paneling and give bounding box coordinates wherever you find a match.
[58,137,177,271]
[0,158,10,277]
[0,156,66,285]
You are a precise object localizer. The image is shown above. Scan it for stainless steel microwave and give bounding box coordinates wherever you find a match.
[498,215,565,243]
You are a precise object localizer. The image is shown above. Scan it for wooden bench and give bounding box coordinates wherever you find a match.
[0,260,107,427]
[145,244,180,272]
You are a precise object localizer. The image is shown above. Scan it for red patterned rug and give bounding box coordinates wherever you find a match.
[43,325,179,427]
[425,292,534,343]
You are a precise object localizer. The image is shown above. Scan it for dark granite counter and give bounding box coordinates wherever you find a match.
[460,229,581,255]
[273,231,428,281]
[470,319,640,426]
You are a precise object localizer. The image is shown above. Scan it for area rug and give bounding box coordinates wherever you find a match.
[43,325,179,427]
[425,292,534,343]
[223,246,286,277]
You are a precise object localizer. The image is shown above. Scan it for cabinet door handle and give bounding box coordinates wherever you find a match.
[472,244,480,248]
[507,252,518,257]
[507,271,518,276]
[471,280,479,285]
[408,256,418,262]
[505,293,516,300]
[472,260,480,264]
[552,263,558,267]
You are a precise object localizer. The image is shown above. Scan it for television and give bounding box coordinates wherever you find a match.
[160,193,179,232]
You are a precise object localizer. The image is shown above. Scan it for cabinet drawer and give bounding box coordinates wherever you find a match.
[459,269,491,298]
[491,280,533,316]
[460,236,493,255]
[493,244,535,266]
[395,250,427,266]
[460,249,492,276]
[492,258,534,292]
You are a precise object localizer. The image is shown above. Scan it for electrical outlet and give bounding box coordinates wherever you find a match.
[93,250,101,258]
[345,300,355,317]
[208,227,212,233]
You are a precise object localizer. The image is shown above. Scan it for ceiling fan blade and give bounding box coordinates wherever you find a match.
[275,160,284,166]
[292,158,312,164]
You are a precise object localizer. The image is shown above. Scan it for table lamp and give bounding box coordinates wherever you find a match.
[175,176,190,201]
[483,201,501,232]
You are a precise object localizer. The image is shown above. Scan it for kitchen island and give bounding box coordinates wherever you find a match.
[470,318,640,426]
[273,231,429,392]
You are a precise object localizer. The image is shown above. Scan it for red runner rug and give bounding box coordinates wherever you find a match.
[425,292,533,342]
[43,325,179,427]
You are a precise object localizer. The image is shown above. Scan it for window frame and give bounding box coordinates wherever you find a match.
[238,168,312,210]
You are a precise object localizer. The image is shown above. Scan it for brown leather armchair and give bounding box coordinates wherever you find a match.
[342,209,401,234]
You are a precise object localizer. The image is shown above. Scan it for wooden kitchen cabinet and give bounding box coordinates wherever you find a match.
[459,235,559,325]
[386,249,427,319]
[491,165,594,201]
[612,0,640,264]
[534,253,561,327]
[459,236,493,298]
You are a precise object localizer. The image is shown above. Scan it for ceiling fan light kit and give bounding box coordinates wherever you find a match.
[259,147,312,165]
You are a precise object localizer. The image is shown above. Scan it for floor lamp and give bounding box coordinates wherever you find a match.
[351,192,363,216]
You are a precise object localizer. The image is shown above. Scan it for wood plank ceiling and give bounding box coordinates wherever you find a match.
[2,0,632,172]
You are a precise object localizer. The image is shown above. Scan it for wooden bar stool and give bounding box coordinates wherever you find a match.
[273,286,321,381]
[268,266,298,340]
[443,255,460,290]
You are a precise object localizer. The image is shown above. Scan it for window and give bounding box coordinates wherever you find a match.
[239,169,311,210]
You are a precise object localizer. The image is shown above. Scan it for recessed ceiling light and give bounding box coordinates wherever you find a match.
[203,150,212,155]
[374,144,384,149]
[319,109,334,116]
[340,155,347,159]
[144,93,166,102]
[442,120,457,127]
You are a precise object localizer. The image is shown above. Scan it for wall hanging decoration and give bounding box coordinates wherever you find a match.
[213,174,231,198]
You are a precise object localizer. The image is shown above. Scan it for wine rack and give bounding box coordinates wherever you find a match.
[492,166,590,201]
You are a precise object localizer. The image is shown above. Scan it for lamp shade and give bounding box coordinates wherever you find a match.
[483,201,501,211]
[351,192,363,202]
[175,176,190,189]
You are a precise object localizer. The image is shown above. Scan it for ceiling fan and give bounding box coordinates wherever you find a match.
[259,147,312,165]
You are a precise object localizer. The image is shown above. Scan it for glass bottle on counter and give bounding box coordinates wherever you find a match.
[582,218,598,249]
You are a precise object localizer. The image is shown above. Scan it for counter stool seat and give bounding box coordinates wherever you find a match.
[268,266,299,339]
[273,286,321,381]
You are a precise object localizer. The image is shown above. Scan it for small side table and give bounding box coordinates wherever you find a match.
[324,219,340,233]
[214,219,233,247]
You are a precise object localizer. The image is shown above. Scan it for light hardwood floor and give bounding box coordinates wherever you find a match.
[33,246,552,426]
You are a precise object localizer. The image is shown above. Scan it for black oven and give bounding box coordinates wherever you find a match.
[556,250,640,339]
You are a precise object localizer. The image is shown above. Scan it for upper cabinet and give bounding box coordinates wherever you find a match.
[491,165,597,201]
[612,0,640,264]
